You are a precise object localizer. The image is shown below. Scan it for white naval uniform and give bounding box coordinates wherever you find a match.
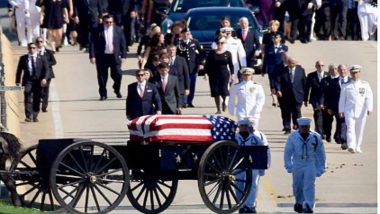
[284,130,326,210]
[338,79,373,151]
[9,0,41,45]
[228,80,265,128]
[357,0,378,41]
[235,130,271,209]
[212,37,247,77]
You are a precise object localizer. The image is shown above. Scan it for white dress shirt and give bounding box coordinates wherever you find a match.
[104,25,114,54]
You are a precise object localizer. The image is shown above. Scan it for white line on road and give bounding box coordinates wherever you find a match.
[49,81,64,138]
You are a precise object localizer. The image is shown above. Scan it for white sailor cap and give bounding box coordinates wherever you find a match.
[220,27,234,32]
[297,117,312,126]
[349,64,362,72]
[240,67,255,75]
[238,118,253,127]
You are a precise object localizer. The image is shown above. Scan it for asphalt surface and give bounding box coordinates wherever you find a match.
[2,12,378,213]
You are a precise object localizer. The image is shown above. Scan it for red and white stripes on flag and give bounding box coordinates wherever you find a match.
[128,115,213,143]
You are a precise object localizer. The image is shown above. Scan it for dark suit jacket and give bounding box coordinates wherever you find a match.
[276,65,306,103]
[320,76,351,113]
[74,0,106,28]
[39,49,56,79]
[89,24,127,64]
[104,0,135,25]
[236,28,261,66]
[154,75,182,114]
[16,54,50,86]
[304,70,329,106]
[285,0,314,16]
[126,82,161,119]
[169,56,190,95]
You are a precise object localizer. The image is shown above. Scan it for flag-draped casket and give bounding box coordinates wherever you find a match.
[128,115,237,143]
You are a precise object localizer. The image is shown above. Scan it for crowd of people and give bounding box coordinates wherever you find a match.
[10,1,375,213]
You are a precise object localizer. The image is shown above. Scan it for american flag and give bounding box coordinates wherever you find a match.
[128,115,237,143]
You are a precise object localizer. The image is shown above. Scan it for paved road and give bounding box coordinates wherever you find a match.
[10,39,377,213]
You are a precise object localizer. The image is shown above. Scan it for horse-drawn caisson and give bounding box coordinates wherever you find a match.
[0,115,268,214]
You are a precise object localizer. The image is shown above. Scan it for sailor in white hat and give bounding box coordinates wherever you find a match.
[235,118,271,213]
[284,117,326,213]
[228,67,265,128]
[212,27,247,82]
[338,65,373,153]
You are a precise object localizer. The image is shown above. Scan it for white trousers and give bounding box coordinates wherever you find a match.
[345,115,367,150]
[358,3,378,41]
[15,8,40,45]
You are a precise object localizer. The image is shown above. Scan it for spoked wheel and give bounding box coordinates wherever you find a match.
[198,140,252,214]
[126,169,178,214]
[50,141,129,214]
[10,145,60,211]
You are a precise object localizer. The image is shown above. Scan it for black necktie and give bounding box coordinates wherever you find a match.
[31,56,36,78]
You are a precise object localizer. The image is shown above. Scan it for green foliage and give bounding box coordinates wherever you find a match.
[0,201,44,214]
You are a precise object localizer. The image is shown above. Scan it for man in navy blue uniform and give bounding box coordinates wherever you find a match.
[320,64,350,149]
[275,58,306,134]
[304,60,329,139]
[177,28,205,107]
[262,32,288,106]
[126,69,162,120]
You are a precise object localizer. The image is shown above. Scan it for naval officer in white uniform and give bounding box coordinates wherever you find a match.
[228,67,265,128]
[338,65,373,153]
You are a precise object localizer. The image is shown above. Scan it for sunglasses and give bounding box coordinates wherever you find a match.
[36,40,44,43]
[217,42,224,44]
[137,74,145,77]
[104,21,113,24]
[29,47,36,49]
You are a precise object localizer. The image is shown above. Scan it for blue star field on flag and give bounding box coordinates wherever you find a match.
[204,115,237,142]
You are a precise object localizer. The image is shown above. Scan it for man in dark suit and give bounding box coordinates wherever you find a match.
[126,69,162,120]
[275,58,306,134]
[320,64,350,149]
[73,0,107,50]
[304,60,329,138]
[286,0,315,43]
[89,14,128,100]
[329,0,348,40]
[167,45,190,108]
[35,37,56,112]
[154,63,182,115]
[236,17,261,68]
[16,43,50,122]
[104,0,137,46]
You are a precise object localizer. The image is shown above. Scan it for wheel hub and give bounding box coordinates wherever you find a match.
[88,174,97,183]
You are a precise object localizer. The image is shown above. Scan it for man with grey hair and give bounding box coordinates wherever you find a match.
[236,17,261,69]
[320,64,350,149]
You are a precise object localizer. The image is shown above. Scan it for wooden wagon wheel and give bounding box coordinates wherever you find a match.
[49,141,129,214]
[10,145,60,211]
[126,169,178,214]
[198,140,252,214]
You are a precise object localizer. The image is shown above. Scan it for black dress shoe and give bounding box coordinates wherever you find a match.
[188,103,195,108]
[33,118,39,122]
[239,206,248,213]
[326,137,331,143]
[99,96,107,101]
[341,143,348,150]
[294,203,303,213]
[25,117,32,122]
[182,104,188,108]
[116,92,122,98]
[246,207,257,213]
[42,108,48,112]
[284,129,291,135]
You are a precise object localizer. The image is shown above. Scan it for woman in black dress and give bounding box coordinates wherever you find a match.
[204,36,234,114]
[141,33,166,69]
[38,0,69,52]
